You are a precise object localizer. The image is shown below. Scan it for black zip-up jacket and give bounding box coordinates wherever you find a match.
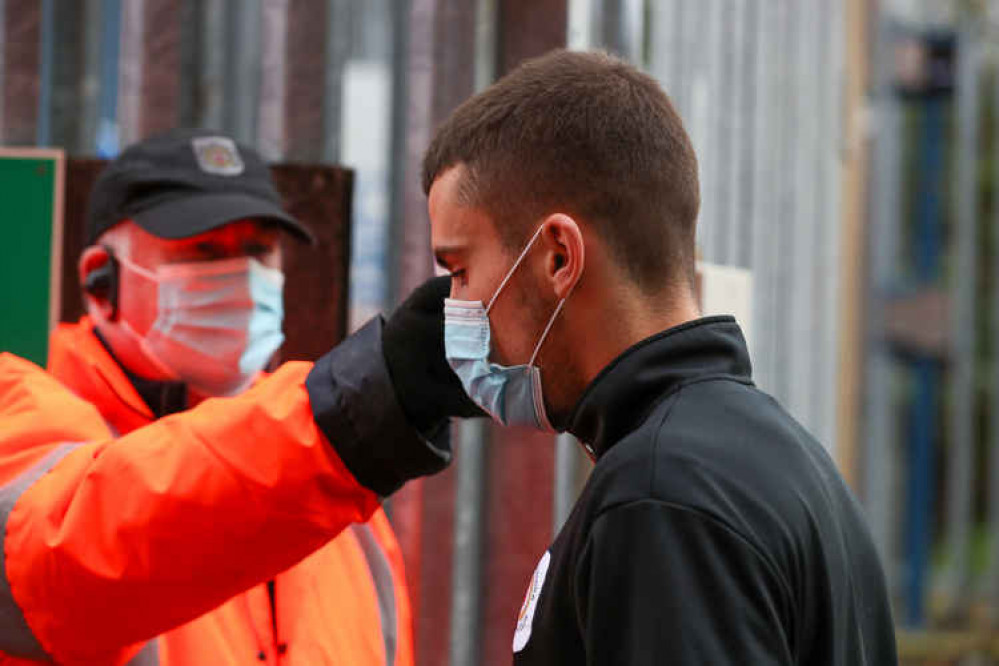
[512,317,897,665]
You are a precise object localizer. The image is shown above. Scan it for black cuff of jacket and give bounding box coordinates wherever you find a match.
[306,316,452,497]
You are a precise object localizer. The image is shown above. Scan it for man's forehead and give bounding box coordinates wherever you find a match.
[430,170,472,240]
[429,166,500,245]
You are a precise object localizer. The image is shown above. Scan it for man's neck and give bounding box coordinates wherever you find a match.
[574,287,701,390]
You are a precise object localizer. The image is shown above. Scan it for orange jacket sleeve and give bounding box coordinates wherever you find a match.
[1,319,449,665]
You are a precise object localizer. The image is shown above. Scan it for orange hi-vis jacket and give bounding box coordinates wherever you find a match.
[0,318,436,665]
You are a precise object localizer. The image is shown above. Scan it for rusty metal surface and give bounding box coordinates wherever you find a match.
[140,0,182,139]
[1,0,40,144]
[117,0,181,146]
[272,163,353,355]
[284,0,328,162]
[497,0,567,74]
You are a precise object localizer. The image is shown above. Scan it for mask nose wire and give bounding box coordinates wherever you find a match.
[485,224,547,315]
[115,252,160,281]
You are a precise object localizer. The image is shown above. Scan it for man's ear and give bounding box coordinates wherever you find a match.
[542,214,585,300]
[79,245,118,320]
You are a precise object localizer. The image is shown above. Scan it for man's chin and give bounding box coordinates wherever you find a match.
[544,401,574,434]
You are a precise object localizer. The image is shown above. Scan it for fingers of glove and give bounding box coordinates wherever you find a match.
[401,275,451,315]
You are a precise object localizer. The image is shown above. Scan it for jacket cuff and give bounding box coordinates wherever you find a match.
[306,317,452,497]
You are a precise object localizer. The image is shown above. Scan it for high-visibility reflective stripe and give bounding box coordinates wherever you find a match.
[127,638,160,665]
[352,523,398,666]
[0,443,77,660]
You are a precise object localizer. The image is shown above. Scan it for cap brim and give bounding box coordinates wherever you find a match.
[132,192,316,245]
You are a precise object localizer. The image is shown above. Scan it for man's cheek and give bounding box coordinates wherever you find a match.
[119,277,160,335]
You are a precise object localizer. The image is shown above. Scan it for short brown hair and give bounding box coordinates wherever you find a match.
[422,49,700,292]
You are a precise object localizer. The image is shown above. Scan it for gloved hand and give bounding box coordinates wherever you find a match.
[382,276,484,433]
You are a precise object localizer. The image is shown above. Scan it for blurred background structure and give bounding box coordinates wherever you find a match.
[1,0,998,663]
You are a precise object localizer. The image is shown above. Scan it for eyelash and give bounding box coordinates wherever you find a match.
[449,270,467,285]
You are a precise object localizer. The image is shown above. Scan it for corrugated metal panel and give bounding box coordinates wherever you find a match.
[941,19,980,614]
[645,0,844,457]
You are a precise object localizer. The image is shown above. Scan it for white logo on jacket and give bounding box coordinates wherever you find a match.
[513,550,551,653]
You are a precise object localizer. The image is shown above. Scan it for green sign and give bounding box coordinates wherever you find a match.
[0,149,64,367]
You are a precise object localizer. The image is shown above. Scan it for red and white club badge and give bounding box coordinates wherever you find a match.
[513,550,550,653]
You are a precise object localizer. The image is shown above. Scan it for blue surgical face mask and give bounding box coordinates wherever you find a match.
[443,225,574,432]
[117,254,285,396]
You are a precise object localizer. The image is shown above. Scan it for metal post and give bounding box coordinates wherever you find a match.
[35,0,53,146]
[990,60,999,632]
[771,0,795,407]
[474,0,496,91]
[45,1,87,152]
[77,0,103,152]
[257,0,288,161]
[553,434,584,533]
[95,0,121,157]
[903,94,946,628]
[826,0,846,452]
[195,0,225,130]
[223,0,261,146]
[682,0,711,260]
[864,17,903,593]
[991,151,999,622]
[566,0,591,50]
[385,0,410,311]
[749,0,777,394]
[700,0,722,264]
[814,0,844,451]
[942,20,980,615]
[786,0,818,431]
[713,0,735,266]
[321,0,354,164]
[0,0,5,141]
[728,0,751,270]
[116,0,145,149]
[646,0,675,90]
[449,421,488,666]
[679,0,704,126]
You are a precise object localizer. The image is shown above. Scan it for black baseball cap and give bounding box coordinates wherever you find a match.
[85,128,316,245]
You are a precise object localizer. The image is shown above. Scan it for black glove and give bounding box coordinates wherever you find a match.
[382,276,484,433]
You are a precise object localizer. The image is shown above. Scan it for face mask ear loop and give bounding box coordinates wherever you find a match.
[529,296,567,367]
[485,224,547,315]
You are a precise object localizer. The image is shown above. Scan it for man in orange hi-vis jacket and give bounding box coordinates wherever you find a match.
[0,129,479,665]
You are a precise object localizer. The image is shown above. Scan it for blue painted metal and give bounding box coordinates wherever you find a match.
[906,357,937,627]
[904,95,946,628]
[96,0,122,158]
[35,0,54,146]
[915,99,944,282]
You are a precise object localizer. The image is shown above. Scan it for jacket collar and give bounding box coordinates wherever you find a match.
[47,318,186,434]
[567,316,753,459]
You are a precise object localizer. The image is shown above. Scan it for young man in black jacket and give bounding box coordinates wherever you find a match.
[424,50,897,665]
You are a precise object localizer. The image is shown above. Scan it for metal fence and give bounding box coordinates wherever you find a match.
[645,0,845,454]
